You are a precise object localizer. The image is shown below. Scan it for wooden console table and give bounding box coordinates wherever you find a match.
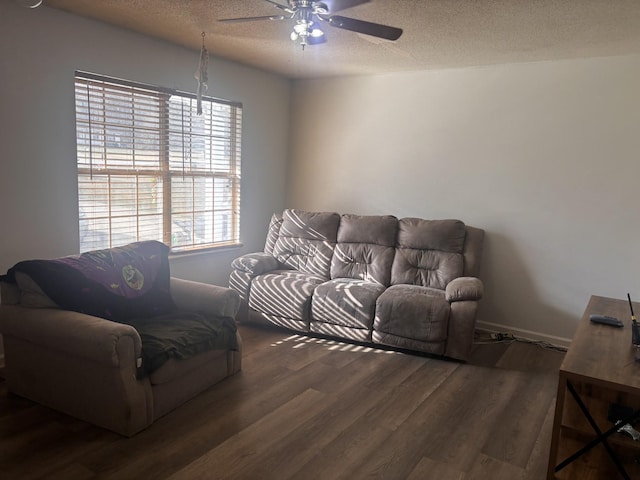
[547,295,640,479]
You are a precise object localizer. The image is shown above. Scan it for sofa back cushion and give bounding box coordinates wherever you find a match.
[391,219,466,290]
[264,213,284,255]
[331,214,398,285]
[272,209,340,279]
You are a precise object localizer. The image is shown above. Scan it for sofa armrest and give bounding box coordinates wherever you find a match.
[231,252,279,275]
[170,277,240,319]
[445,277,484,302]
[0,280,20,305]
[0,305,142,368]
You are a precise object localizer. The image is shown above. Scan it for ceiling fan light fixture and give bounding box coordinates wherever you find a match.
[293,22,310,34]
[291,18,323,46]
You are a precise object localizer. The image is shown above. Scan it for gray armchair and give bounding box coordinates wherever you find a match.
[0,275,242,436]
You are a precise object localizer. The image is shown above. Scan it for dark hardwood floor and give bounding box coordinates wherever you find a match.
[0,323,565,479]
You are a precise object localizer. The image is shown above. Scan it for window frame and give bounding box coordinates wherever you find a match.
[74,71,242,254]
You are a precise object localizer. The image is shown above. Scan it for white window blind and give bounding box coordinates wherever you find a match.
[74,72,242,253]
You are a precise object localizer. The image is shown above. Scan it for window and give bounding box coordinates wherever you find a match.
[74,71,242,253]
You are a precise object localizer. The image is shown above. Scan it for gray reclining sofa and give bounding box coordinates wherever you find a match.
[230,209,484,361]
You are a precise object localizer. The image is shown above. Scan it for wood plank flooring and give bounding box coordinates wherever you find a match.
[0,323,565,479]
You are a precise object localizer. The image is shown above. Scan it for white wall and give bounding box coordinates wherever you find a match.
[0,3,290,286]
[288,55,640,342]
[2,3,639,343]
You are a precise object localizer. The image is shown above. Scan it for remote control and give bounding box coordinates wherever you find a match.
[590,314,624,327]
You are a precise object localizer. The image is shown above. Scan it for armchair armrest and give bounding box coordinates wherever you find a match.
[0,280,20,305]
[0,305,142,368]
[445,277,484,302]
[231,252,279,275]
[170,277,240,319]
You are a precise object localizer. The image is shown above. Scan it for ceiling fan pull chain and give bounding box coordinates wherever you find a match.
[194,31,209,116]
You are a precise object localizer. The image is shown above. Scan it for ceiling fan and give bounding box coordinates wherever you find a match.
[219,0,403,49]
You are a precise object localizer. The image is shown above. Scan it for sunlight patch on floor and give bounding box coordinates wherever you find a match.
[270,333,398,355]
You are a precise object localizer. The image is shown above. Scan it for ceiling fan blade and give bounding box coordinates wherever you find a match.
[326,15,403,40]
[263,0,291,10]
[219,14,288,23]
[324,0,370,13]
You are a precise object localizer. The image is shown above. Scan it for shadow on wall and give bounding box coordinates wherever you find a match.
[478,230,578,342]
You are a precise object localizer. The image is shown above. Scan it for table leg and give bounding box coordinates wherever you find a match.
[554,380,631,479]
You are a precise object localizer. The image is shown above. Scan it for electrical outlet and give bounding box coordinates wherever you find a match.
[490,332,514,341]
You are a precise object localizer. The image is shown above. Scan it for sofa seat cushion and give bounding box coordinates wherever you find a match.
[374,284,450,344]
[249,270,325,322]
[311,278,385,330]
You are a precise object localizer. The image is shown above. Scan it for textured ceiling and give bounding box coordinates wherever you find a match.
[44,0,640,79]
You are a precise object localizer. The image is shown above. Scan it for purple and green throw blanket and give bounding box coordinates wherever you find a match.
[2,240,238,376]
[3,240,173,321]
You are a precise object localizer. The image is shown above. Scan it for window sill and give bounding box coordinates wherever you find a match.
[169,243,244,259]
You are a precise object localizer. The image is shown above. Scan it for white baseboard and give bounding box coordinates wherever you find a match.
[476,320,572,348]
